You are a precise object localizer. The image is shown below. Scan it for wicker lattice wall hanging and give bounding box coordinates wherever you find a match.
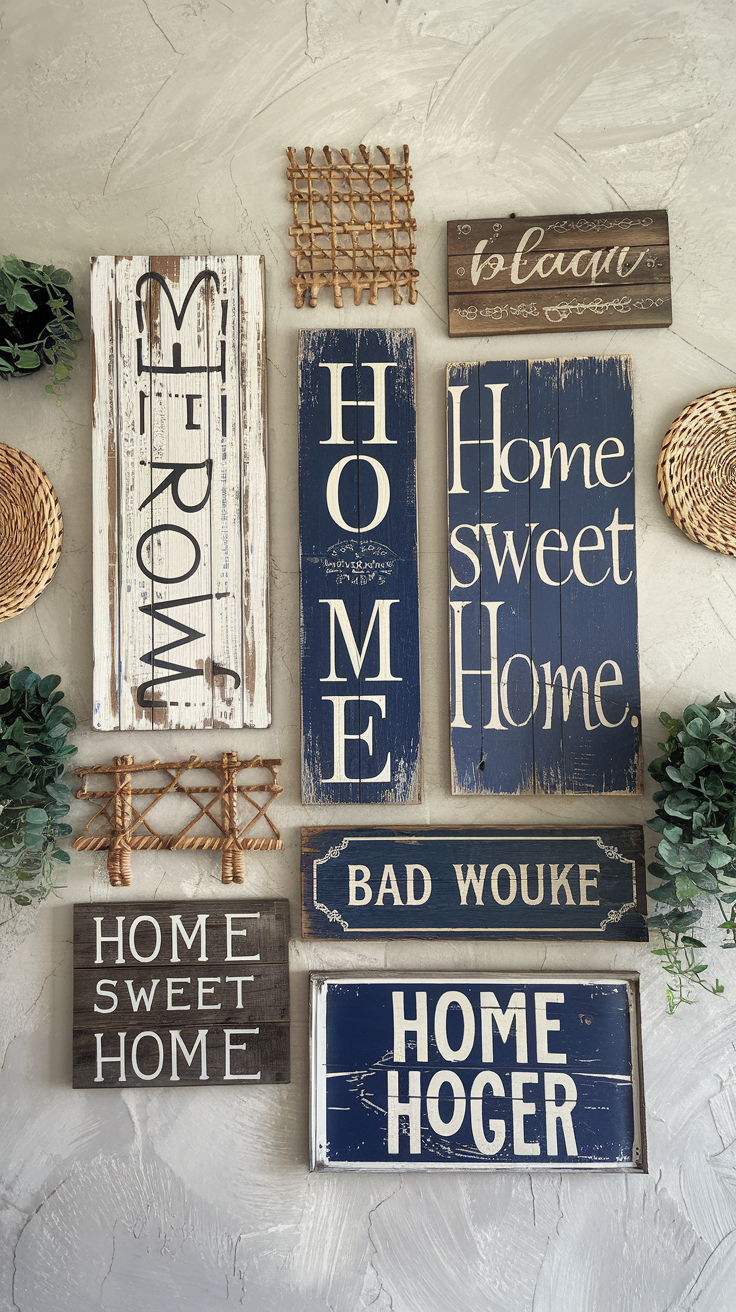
[658,388,736,556]
[73,753,282,886]
[0,443,63,621]
[286,145,418,308]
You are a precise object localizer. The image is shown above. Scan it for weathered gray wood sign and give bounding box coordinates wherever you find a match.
[448,355,641,794]
[447,211,671,337]
[90,256,270,731]
[311,973,646,1171]
[73,900,289,1088]
[301,825,647,941]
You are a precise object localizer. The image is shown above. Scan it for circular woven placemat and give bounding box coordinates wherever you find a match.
[0,443,63,621]
[658,388,736,556]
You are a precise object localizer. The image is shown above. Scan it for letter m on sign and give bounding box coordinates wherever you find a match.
[299,329,421,803]
[90,255,271,732]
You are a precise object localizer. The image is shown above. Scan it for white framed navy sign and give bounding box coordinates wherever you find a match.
[310,973,646,1172]
[299,329,420,803]
[448,355,641,794]
[301,825,647,941]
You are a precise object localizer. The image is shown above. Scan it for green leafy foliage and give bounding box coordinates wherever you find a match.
[0,255,82,401]
[647,695,736,1011]
[0,663,77,905]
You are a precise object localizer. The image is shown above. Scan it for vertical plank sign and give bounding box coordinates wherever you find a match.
[90,256,270,730]
[299,330,420,803]
[448,357,641,794]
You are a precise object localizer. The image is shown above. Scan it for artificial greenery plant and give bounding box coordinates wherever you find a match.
[647,695,736,1011]
[0,664,77,905]
[0,254,82,399]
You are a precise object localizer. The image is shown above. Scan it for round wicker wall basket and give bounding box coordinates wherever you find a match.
[658,388,736,556]
[0,442,63,621]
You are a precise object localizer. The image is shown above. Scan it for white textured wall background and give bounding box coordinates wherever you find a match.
[2,1,736,1307]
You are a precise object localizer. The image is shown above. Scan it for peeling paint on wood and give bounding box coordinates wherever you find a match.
[299,328,421,803]
[448,355,642,795]
[301,824,648,940]
[310,973,646,1171]
[90,255,270,731]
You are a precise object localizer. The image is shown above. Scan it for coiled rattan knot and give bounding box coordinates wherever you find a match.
[658,388,736,556]
[0,443,63,620]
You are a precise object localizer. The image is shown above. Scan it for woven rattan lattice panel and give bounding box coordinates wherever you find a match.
[73,752,282,886]
[286,145,417,308]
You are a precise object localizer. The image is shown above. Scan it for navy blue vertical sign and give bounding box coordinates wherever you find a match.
[300,329,420,803]
[448,356,641,795]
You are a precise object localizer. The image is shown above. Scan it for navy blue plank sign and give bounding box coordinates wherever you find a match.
[310,973,646,1171]
[301,825,647,941]
[299,329,420,803]
[448,355,641,794]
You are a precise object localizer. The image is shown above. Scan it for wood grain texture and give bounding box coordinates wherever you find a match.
[74,899,290,968]
[90,256,270,731]
[74,963,290,1027]
[447,211,670,255]
[299,328,421,803]
[301,824,648,941]
[73,899,289,1089]
[310,973,646,1171]
[72,1022,290,1088]
[446,211,671,337]
[448,356,641,795]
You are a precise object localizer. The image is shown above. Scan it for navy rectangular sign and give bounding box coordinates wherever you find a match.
[299,329,420,803]
[301,825,647,940]
[310,973,646,1171]
[448,355,641,794]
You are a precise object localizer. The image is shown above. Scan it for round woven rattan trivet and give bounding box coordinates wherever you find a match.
[658,388,736,556]
[0,443,63,621]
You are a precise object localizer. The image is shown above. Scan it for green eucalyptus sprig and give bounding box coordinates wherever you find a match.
[647,695,736,1012]
[0,254,82,399]
[0,663,77,906]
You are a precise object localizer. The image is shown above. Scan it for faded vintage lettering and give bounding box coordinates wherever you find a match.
[447,357,641,795]
[299,329,420,803]
[310,974,646,1170]
[90,255,270,730]
[301,825,647,940]
[73,900,290,1088]
[447,210,671,337]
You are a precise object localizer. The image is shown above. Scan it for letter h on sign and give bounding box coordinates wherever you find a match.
[299,329,421,803]
[447,356,641,795]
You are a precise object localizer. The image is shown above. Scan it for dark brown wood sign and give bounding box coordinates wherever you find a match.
[73,899,289,1088]
[447,211,671,337]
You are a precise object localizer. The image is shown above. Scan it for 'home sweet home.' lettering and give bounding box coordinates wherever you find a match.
[447,356,641,795]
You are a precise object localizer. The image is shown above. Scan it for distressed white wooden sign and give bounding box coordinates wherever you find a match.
[90,256,270,730]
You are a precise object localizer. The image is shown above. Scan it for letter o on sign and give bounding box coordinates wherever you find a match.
[426,1070,466,1135]
[326,455,390,533]
[136,524,202,583]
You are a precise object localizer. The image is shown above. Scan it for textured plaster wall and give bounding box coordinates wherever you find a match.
[2,1,736,1308]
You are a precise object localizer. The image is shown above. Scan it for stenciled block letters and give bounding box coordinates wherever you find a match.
[90,255,270,730]
[448,356,641,795]
[299,329,421,803]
